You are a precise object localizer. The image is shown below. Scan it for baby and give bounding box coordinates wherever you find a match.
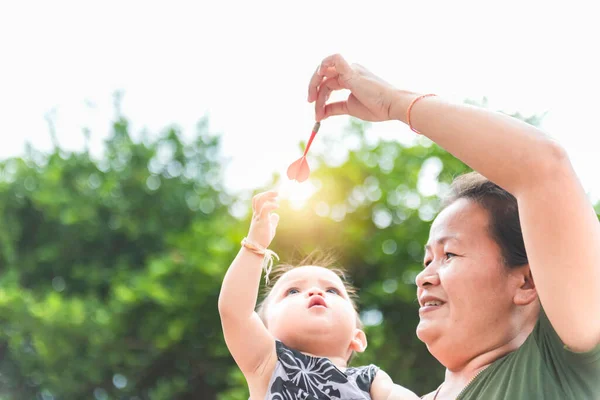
[218,190,418,400]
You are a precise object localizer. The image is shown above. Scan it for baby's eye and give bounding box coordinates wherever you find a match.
[286,288,300,295]
[326,288,340,295]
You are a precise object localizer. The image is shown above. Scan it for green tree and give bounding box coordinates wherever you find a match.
[0,112,243,399]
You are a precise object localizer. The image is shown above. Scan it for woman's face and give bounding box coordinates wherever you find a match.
[416,198,518,368]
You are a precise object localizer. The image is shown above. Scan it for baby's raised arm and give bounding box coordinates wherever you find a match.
[218,191,279,381]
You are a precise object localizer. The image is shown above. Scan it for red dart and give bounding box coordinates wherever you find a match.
[287,122,321,182]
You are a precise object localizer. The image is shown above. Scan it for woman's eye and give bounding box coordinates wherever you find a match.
[286,288,299,295]
[424,253,456,267]
[326,288,339,295]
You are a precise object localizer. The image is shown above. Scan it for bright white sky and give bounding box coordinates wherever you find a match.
[1,1,599,202]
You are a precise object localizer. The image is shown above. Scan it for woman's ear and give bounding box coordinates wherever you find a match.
[350,329,367,353]
[512,265,538,306]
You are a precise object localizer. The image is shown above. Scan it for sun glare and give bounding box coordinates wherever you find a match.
[278,179,318,210]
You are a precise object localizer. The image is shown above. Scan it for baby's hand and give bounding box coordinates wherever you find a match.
[247,191,280,249]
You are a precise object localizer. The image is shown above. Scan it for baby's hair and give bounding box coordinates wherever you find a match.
[255,250,363,364]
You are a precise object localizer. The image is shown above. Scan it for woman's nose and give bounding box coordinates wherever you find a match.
[415,266,441,288]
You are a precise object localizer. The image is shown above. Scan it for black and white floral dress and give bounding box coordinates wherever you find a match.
[263,340,379,400]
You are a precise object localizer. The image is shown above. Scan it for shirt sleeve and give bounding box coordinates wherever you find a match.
[534,307,600,399]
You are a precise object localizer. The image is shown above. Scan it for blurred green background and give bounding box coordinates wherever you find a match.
[1,100,598,400]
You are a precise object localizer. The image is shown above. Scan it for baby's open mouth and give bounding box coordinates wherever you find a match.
[308,297,327,308]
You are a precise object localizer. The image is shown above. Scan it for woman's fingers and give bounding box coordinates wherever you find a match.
[308,65,326,102]
[308,54,354,103]
[319,54,354,81]
[314,77,344,121]
[322,101,350,120]
[308,54,397,122]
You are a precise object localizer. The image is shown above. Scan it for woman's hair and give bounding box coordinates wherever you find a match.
[443,172,528,268]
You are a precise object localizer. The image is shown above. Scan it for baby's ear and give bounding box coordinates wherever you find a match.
[350,329,367,353]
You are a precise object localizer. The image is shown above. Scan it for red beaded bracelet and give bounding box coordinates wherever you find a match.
[406,94,437,134]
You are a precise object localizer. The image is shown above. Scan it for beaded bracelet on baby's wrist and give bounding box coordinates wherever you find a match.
[241,237,279,285]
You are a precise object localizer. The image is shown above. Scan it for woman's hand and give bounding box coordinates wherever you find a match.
[307,53,406,122]
[247,190,280,249]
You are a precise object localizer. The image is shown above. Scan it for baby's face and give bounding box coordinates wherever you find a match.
[264,266,362,356]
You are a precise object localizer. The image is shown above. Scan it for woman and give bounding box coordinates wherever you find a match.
[307,54,600,399]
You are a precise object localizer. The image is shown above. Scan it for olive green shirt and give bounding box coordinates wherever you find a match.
[458,309,600,399]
